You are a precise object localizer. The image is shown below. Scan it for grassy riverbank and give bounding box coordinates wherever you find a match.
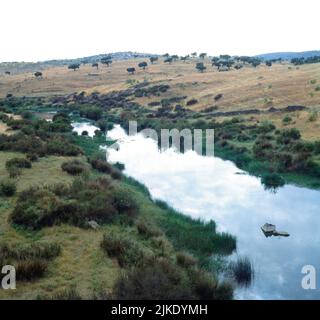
[0,109,236,299]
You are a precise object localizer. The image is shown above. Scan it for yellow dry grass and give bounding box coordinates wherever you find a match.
[1,59,320,111]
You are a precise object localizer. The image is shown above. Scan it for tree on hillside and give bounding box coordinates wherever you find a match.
[162,53,170,58]
[150,57,158,64]
[164,57,173,64]
[34,71,43,79]
[68,63,80,71]
[138,61,148,70]
[199,53,207,59]
[220,54,231,60]
[234,64,243,70]
[92,62,99,69]
[101,57,112,67]
[171,55,179,61]
[191,52,197,58]
[251,60,261,68]
[81,59,89,65]
[180,56,189,62]
[266,60,272,67]
[196,62,206,73]
[127,67,136,75]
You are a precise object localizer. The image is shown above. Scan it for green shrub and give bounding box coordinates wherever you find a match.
[308,111,318,122]
[6,157,32,169]
[189,268,233,300]
[112,186,139,218]
[7,166,21,178]
[100,232,145,268]
[10,177,139,229]
[113,162,125,171]
[282,115,292,124]
[110,169,122,180]
[113,259,195,299]
[26,153,38,162]
[176,252,197,268]
[0,243,61,261]
[277,128,301,144]
[90,159,113,173]
[61,160,87,175]
[314,141,320,154]
[261,173,285,191]
[0,179,17,197]
[136,220,162,238]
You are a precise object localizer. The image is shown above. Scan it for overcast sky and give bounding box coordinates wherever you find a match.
[1,0,319,62]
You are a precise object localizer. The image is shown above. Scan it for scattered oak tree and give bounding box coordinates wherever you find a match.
[266,61,272,67]
[101,57,112,67]
[127,67,136,75]
[196,62,206,73]
[180,55,189,62]
[138,61,148,70]
[68,63,80,71]
[92,62,99,69]
[34,71,43,78]
[149,57,158,64]
[164,57,173,64]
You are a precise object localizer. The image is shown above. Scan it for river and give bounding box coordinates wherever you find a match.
[73,123,320,300]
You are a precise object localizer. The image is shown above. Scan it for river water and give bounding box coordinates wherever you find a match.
[73,123,320,300]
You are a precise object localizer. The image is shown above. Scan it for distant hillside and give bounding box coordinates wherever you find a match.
[0,52,158,75]
[256,50,320,61]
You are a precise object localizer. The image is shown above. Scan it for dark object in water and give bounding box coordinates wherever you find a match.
[261,223,289,237]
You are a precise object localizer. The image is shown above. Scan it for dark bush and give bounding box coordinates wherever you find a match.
[100,232,145,268]
[6,158,32,169]
[176,252,197,268]
[136,220,162,238]
[15,259,48,281]
[261,173,285,191]
[229,256,254,287]
[214,94,223,101]
[112,186,139,218]
[113,259,195,299]
[110,169,122,180]
[90,159,113,173]
[61,160,87,175]
[186,99,198,106]
[0,179,17,197]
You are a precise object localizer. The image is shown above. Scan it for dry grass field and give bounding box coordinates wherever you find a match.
[1,59,320,109]
[1,58,320,140]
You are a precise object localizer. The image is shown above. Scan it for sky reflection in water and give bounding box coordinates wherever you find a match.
[75,123,320,299]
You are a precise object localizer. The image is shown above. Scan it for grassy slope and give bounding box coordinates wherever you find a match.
[0,145,234,299]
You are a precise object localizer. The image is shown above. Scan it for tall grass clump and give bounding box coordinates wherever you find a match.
[100,232,147,268]
[230,256,254,287]
[154,200,236,257]
[16,259,48,281]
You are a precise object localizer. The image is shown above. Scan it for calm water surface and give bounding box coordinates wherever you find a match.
[74,123,320,299]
